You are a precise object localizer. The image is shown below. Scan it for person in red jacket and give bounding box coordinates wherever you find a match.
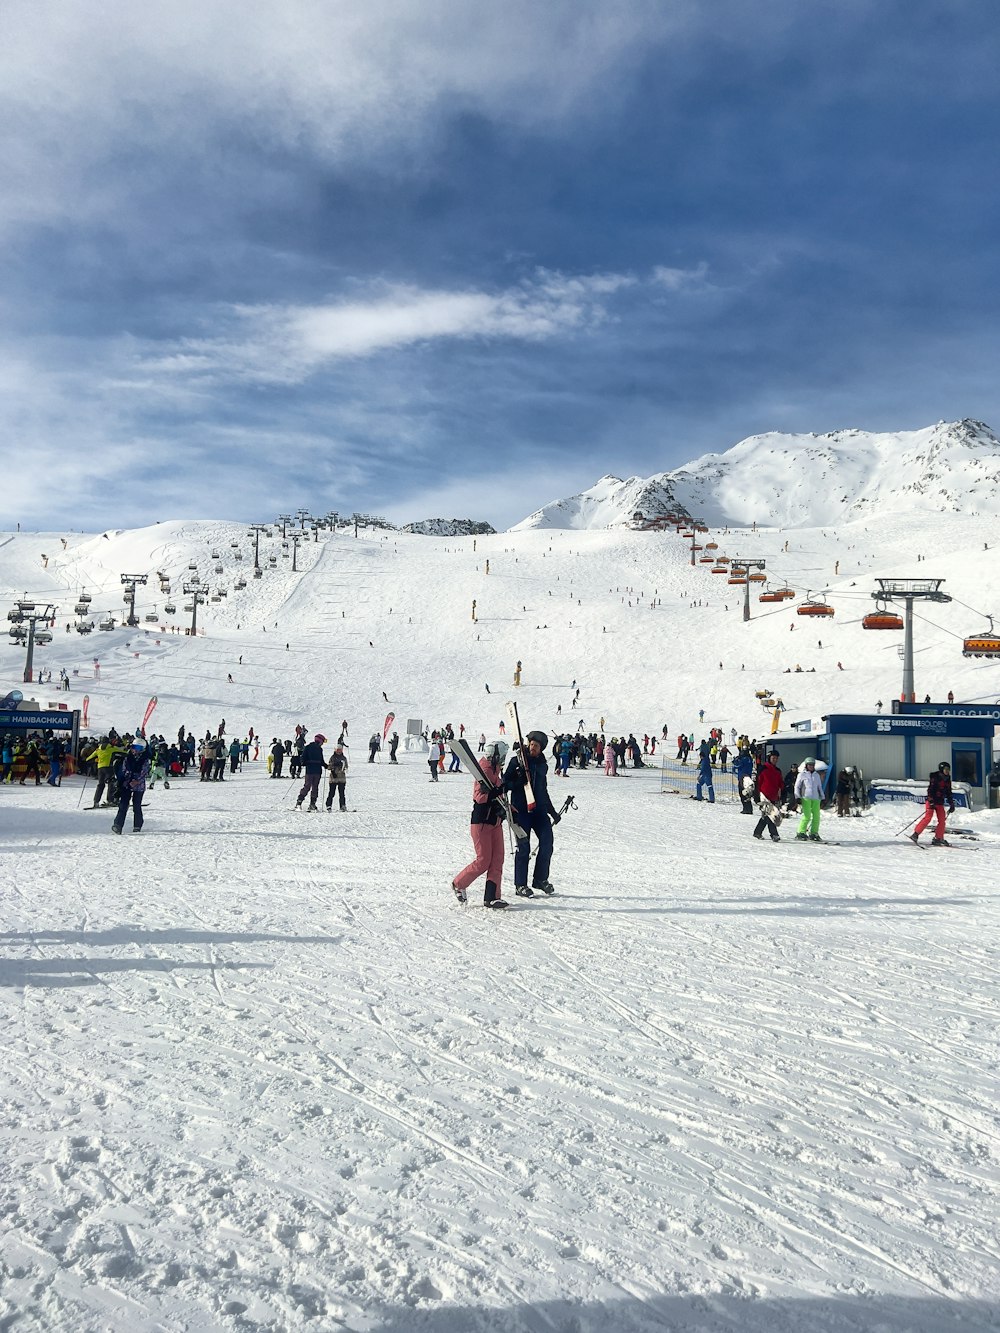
[753,753,784,841]
[910,762,955,846]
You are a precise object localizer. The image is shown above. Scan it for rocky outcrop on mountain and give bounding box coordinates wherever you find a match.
[403,519,496,536]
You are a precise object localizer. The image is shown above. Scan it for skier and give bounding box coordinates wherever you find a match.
[503,731,561,897]
[325,743,349,811]
[835,768,852,817]
[89,736,124,807]
[477,732,486,753]
[909,762,955,846]
[752,753,783,841]
[269,738,284,777]
[389,732,399,763]
[427,732,444,781]
[368,733,380,763]
[112,738,149,835]
[451,740,509,909]
[295,734,327,810]
[794,758,825,840]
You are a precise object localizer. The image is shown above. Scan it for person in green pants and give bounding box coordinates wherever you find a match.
[794,758,825,841]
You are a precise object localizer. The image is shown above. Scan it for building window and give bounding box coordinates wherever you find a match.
[951,748,980,787]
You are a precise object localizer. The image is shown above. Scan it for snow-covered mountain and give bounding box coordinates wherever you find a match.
[513,419,1000,531]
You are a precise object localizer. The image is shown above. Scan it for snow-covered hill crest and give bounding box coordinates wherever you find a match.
[513,419,1000,530]
[402,518,496,536]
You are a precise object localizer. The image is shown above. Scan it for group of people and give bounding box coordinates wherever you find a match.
[1,732,67,786]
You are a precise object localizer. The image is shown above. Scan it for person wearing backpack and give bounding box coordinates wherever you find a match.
[325,743,350,811]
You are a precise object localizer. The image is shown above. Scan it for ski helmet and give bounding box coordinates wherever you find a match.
[131,738,147,751]
[315,733,327,744]
[526,730,548,751]
[484,739,509,764]
[803,756,815,766]
[938,761,951,771]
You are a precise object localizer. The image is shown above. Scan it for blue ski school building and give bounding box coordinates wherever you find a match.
[769,710,996,810]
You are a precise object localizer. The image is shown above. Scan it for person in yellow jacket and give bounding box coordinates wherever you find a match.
[90,737,125,808]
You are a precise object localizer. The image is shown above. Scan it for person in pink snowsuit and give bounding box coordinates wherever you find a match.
[604,741,617,776]
[452,744,509,909]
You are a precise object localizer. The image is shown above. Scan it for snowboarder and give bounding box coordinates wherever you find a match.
[503,731,561,897]
[752,754,783,841]
[909,762,955,846]
[451,740,509,909]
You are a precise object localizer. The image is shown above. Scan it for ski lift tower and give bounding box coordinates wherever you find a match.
[277,513,292,539]
[291,533,301,571]
[183,581,206,637]
[874,578,951,702]
[9,598,57,683]
[296,508,311,531]
[248,523,268,573]
[730,558,766,622]
[120,574,148,628]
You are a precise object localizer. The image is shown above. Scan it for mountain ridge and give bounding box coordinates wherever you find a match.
[512,419,1000,531]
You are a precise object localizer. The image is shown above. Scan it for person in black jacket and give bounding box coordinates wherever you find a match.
[909,762,955,846]
[503,730,561,897]
[296,734,327,810]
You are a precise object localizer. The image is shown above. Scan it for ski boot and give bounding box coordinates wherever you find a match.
[515,885,534,897]
[111,823,123,835]
[307,803,318,812]
[795,833,808,841]
[931,837,951,847]
[534,881,555,895]
[452,882,467,904]
[484,880,508,909]
[808,834,822,842]
[908,832,920,844]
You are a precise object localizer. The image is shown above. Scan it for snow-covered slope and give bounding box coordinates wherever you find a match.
[2,514,1000,1331]
[513,419,1000,531]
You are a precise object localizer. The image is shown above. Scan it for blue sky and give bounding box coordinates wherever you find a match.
[2,0,998,531]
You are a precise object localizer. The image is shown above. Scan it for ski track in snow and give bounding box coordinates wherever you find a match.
[1,519,1000,1330]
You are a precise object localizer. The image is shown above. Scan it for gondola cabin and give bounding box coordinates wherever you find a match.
[862,613,904,631]
[962,634,1000,658]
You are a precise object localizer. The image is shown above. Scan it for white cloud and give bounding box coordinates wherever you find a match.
[0,0,671,232]
[652,261,710,291]
[143,271,634,383]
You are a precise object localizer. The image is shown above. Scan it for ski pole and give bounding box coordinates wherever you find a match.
[76,770,91,809]
[894,812,921,837]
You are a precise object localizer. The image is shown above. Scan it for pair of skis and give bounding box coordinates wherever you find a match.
[450,736,527,842]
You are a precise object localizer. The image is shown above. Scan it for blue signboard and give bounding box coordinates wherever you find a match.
[0,710,76,730]
[896,702,1000,723]
[822,712,991,738]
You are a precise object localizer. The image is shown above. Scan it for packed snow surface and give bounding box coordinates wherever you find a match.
[2,515,1000,1331]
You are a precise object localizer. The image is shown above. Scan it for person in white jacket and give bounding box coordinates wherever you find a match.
[794,758,825,840]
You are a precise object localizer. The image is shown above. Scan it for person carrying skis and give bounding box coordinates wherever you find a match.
[295,734,326,810]
[112,738,150,835]
[451,740,509,909]
[753,753,783,841]
[794,758,825,840]
[325,743,349,811]
[909,762,955,846]
[503,730,561,897]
